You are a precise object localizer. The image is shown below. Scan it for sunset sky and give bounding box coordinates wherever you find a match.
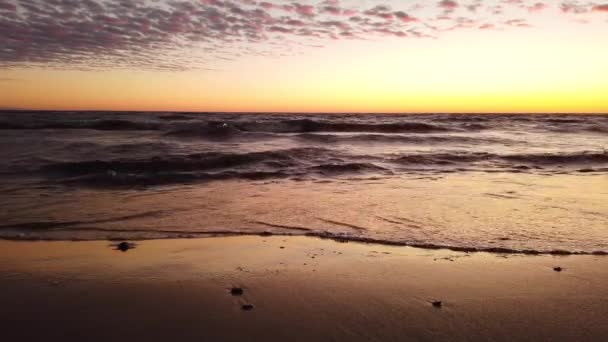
[1,0,607,113]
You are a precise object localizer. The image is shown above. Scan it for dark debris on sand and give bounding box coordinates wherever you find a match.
[241,304,255,311]
[230,287,244,296]
[112,241,136,252]
[553,266,564,272]
[431,301,443,308]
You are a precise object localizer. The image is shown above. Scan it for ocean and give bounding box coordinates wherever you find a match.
[1,111,606,254]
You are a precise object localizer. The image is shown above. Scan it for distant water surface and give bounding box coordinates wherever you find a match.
[0,112,606,254]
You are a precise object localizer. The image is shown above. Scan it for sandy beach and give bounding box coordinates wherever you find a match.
[1,236,607,341]
[2,0,607,340]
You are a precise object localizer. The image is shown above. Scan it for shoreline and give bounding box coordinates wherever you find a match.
[2,232,608,256]
[2,235,608,341]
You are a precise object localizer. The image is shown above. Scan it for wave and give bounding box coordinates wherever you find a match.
[311,163,389,174]
[234,119,452,133]
[3,114,606,136]
[392,151,608,167]
[157,114,196,121]
[41,148,331,176]
[102,142,175,155]
[38,147,350,186]
[543,123,608,134]
[164,124,277,141]
[393,152,493,165]
[167,119,451,137]
[544,118,585,124]
[33,149,608,187]
[501,152,608,165]
[164,121,243,138]
[586,126,608,134]
[429,114,608,133]
[293,133,509,145]
[2,117,457,135]
[0,119,161,131]
[53,170,292,187]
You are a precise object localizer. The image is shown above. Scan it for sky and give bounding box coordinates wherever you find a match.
[0,0,607,113]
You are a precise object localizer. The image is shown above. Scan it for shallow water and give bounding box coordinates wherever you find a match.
[0,111,607,253]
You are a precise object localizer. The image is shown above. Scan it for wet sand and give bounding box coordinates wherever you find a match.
[1,236,607,341]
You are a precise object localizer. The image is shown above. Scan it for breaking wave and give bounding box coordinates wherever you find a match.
[392,151,608,166]
[29,149,608,188]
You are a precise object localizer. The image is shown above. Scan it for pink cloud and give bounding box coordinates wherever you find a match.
[259,2,274,10]
[0,0,602,71]
[592,4,608,12]
[438,0,459,10]
[394,11,418,23]
[294,3,315,17]
[320,6,341,15]
[527,2,547,13]
[560,2,589,14]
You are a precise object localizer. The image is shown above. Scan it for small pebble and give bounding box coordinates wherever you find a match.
[116,242,132,252]
[431,301,442,308]
[230,287,243,296]
[241,304,254,311]
[553,267,563,272]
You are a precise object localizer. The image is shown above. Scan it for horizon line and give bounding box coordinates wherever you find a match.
[1,109,607,115]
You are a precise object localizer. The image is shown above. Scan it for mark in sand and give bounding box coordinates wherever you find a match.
[250,220,313,232]
[230,287,244,296]
[317,218,368,231]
